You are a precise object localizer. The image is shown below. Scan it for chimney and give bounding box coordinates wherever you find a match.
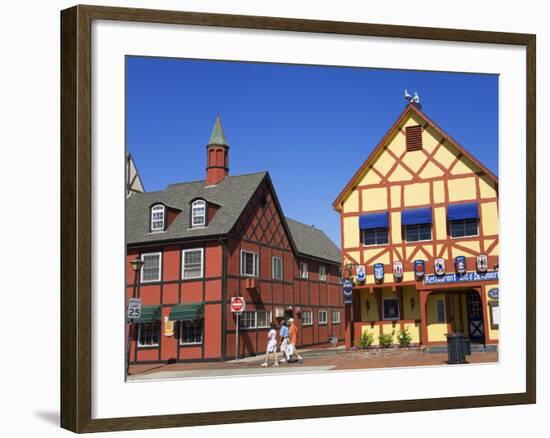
[206,115,229,185]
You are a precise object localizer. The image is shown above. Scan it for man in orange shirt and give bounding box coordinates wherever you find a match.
[287,318,303,363]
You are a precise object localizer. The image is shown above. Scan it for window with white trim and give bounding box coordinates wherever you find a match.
[318,309,328,325]
[302,310,313,326]
[272,256,283,281]
[191,199,206,227]
[150,204,165,231]
[382,298,399,320]
[182,248,204,279]
[300,262,309,279]
[239,310,272,329]
[404,223,432,242]
[241,250,259,277]
[137,322,160,347]
[319,264,327,282]
[331,309,341,324]
[449,218,479,238]
[141,252,161,283]
[179,319,203,345]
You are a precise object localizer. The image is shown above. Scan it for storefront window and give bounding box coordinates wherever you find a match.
[382,298,399,320]
[137,322,160,347]
[179,320,203,345]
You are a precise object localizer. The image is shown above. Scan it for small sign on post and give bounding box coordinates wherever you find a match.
[127,298,141,320]
[231,297,246,361]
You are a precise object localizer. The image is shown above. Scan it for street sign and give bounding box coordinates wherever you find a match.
[231,296,246,313]
[127,298,141,320]
[343,279,353,304]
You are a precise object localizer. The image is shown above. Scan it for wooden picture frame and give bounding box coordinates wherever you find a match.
[60,4,536,433]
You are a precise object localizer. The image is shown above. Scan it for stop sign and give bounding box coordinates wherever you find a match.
[231,296,246,313]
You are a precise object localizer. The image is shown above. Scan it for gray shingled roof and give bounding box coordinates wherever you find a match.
[126,172,266,244]
[285,217,341,264]
[126,171,341,264]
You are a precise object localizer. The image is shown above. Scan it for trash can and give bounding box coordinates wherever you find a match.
[445,332,467,364]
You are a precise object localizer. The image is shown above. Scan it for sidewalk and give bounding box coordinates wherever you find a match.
[128,347,498,381]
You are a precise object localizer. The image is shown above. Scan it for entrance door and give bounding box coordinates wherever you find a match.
[466,292,484,342]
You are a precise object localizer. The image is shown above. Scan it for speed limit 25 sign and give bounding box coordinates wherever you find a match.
[127,298,142,320]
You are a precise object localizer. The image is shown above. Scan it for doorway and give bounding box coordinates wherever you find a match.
[466,291,485,342]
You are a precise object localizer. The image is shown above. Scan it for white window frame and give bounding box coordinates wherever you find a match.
[150,204,165,232]
[181,248,204,279]
[256,310,272,328]
[302,310,313,326]
[239,311,257,329]
[319,264,327,282]
[300,261,309,279]
[137,322,160,347]
[449,218,480,239]
[191,199,206,227]
[436,299,446,323]
[240,250,259,277]
[318,309,328,325]
[140,252,162,283]
[382,297,400,321]
[179,319,204,345]
[272,256,283,281]
[331,309,341,324]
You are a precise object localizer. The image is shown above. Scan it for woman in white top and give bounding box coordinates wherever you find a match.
[261,323,279,367]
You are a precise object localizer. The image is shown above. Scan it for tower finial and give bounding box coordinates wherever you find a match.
[208,115,229,147]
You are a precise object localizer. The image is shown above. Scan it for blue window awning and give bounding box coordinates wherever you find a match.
[359,212,389,230]
[402,208,432,226]
[447,203,479,221]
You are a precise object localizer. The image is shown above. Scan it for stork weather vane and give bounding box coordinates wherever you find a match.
[404,89,421,107]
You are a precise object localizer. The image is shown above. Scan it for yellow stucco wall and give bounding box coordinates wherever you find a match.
[343,216,359,249]
[481,201,499,235]
[427,293,448,342]
[434,207,447,240]
[485,283,500,341]
[342,190,359,213]
[362,187,387,212]
[448,177,477,202]
[404,182,430,207]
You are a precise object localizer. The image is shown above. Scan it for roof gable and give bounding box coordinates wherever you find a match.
[333,103,498,210]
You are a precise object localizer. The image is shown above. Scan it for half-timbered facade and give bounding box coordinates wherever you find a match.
[333,103,499,350]
[126,117,342,365]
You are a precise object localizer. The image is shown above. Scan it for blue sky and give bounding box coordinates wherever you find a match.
[126,56,498,246]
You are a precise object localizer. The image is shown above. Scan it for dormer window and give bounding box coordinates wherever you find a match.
[150,204,165,231]
[191,199,206,227]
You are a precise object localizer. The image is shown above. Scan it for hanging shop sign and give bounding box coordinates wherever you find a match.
[343,279,353,304]
[455,256,466,274]
[414,259,425,279]
[356,265,366,283]
[374,263,384,283]
[488,288,499,300]
[425,270,499,285]
[393,261,403,280]
[164,316,174,337]
[477,254,488,272]
[434,258,446,276]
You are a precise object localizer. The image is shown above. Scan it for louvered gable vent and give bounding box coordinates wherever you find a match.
[405,125,423,151]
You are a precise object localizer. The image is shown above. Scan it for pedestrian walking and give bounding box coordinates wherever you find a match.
[261,323,279,367]
[288,318,303,363]
[279,319,290,363]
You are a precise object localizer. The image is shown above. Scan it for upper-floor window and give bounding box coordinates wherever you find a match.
[447,203,479,238]
[191,199,206,227]
[404,223,432,242]
[360,212,389,246]
[319,264,327,282]
[182,248,204,279]
[272,256,283,281]
[449,218,478,238]
[362,228,389,246]
[241,250,259,277]
[300,262,309,279]
[150,204,165,231]
[402,207,432,242]
[141,252,161,283]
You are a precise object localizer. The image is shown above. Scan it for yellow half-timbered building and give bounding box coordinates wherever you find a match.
[333,103,499,350]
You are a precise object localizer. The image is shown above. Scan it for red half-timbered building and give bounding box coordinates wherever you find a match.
[126,117,342,365]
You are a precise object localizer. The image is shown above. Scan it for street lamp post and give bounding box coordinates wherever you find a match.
[126,257,144,377]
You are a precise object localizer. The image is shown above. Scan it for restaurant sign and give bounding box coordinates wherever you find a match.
[424,270,499,285]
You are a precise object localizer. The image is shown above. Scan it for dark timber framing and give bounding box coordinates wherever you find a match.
[61,4,536,433]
